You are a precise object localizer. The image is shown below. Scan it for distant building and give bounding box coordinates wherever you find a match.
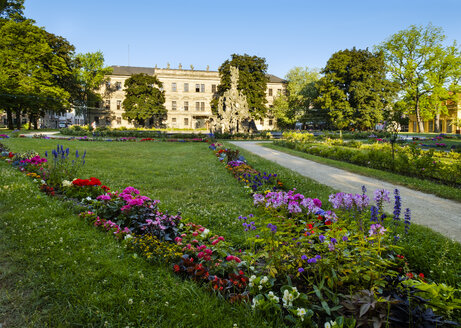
[90,65,285,130]
[407,94,461,134]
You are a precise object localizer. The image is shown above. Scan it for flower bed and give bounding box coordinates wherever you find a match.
[1,140,460,327]
[277,132,461,186]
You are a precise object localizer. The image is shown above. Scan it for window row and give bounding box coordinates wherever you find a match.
[259,119,273,126]
[106,81,123,91]
[171,117,189,126]
[171,101,206,111]
[103,100,122,110]
[267,88,282,97]
[171,83,217,93]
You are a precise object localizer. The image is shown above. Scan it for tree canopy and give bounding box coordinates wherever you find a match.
[73,51,113,124]
[376,23,461,132]
[122,73,166,127]
[272,66,319,128]
[315,47,397,131]
[0,0,24,22]
[0,19,73,129]
[212,54,268,118]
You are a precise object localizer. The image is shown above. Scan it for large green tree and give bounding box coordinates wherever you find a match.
[376,23,460,132]
[0,0,24,22]
[272,66,319,127]
[315,47,397,131]
[0,19,72,129]
[122,73,166,127]
[212,54,268,118]
[73,51,112,124]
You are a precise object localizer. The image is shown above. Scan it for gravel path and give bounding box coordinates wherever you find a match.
[230,141,461,243]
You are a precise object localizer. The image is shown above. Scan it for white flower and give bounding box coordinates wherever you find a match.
[62,180,72,187]
[260,276,268,284]
[128,298,133,304]
[124,234,133,240]
[297,308,306,321]
[251,298,260,309]
[200,228,210,238]
[267,291,279,303]
[258,284,263,290]
[41,180,46,184]
[324,322,332,328]
[86,196,92,201]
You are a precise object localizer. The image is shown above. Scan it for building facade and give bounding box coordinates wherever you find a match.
[92,65,285,130]
[407,95,461,134]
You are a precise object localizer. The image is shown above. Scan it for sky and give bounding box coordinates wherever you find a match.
[25,0,461,78]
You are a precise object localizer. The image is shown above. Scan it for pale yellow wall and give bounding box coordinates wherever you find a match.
[98,68,285,130]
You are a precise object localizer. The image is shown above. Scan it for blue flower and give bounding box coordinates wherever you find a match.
[301,255,307,260]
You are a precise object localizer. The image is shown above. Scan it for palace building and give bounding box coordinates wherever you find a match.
[91,65,286,130]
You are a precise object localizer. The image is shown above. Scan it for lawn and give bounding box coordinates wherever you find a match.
[1,138,460,327]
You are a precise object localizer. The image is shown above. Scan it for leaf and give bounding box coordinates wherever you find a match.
[321,300,331,316]
[359,303,371,317]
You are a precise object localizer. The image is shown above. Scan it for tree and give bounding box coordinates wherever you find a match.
[0,0,24,22]
[376,24,460,132]
[122,73,166,127]
[272,67,319,128]
[0,19,72,129]
[73,51,112,125]
[212,54,268,119]
[316,48,397,131]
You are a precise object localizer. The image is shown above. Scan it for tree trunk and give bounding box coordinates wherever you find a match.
[28,114,32,130]
[6,108,14,130]
[434,113,441,133]
[15,109,21,130]
[415,98,424,133]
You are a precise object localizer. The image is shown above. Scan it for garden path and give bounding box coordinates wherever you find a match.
[230,141,461,243]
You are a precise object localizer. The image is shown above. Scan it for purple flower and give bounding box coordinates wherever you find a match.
[301,255,308,260]
[342,236,348,242]
[373,189,391,205]
[298,267,305,273]
[330,238,337,245]
[319,234,325,243]
[307,258,317,264]
[404,208,411,234]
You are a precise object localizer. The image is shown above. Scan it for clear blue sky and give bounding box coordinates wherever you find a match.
[25,0,461,78]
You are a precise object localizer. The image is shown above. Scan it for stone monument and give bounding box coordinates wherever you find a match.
[212,66,253,134]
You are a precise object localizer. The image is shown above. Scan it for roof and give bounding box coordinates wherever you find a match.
[110,65,285,83]
[267,74,286,83]
[111,66,155,76]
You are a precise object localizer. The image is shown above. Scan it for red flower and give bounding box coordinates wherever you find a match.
[173,264,180,272]
[8,152,14,158]
[418,273,424,279]
[101,185,110,191]
[406,272,414,279]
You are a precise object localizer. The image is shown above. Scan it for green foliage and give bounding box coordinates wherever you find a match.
[376,23,460,133]
[0,19,74,129]
[73,51,113,123]
[43,144,86,188]
[316,47,397,131]
[272,67,320,128]
[122,73,166,127]
[212,53,269,118]
[0,0,24,22]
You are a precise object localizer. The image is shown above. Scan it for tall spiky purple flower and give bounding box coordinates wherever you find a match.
[370,205,378,222]
[393,189,401,225]
[404,208,411,234]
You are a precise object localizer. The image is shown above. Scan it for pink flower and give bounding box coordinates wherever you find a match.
[192,231,199,236]
[211,239,219,245]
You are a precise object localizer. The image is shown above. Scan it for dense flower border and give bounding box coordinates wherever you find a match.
[1,140,459,327]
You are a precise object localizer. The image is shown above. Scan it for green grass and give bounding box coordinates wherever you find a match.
[264,142,461,203]
[1,138,460,326]
[0,162,279,328]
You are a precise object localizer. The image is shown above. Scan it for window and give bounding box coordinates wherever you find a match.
[116,117,121,125]
[172,118,177,123]
[212,84,217,93]
[196,102,200,111]
[172,83,177,92]
[201,84,205,92]
[413,121,417,132]
[268,89,273,96]
[172,101,177,111]
[105,81,111,89]
[105,100,110,109]
[115,82,122,90]
[184,101,189,111]
[200,102,205,111]
[277,89,282,95]
[260,119,264,126]
[428,120,433,132]
[195,84,200,92]
[184,118,189,126]
[184,83,189,92]
[117,100,121,110]
[269,119,273,126]
[447,120,452,133]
